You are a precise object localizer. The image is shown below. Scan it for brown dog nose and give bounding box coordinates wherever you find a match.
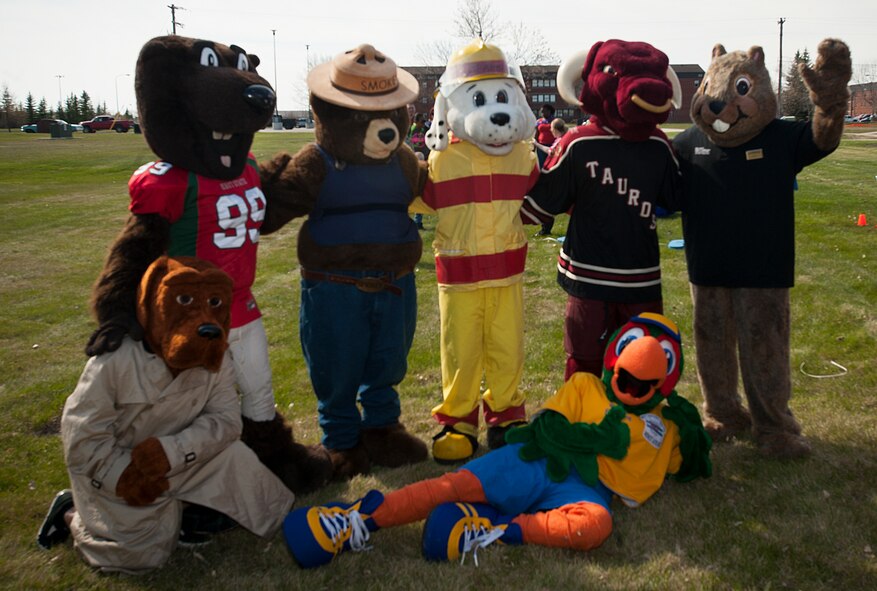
[198,324,223,340]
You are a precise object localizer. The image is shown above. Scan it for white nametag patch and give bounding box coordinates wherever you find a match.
[694,147,711,156]
[641,413,667,449]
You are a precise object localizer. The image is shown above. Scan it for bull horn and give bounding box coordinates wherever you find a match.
[667,66,682,109]
[557,49,590,107]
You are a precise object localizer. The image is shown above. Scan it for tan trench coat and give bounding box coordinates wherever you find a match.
[61,338,294,573]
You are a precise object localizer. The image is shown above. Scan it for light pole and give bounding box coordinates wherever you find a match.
[55,74,64,108]
[115,73,130,116]
[777,17,785,116]
[272,29,282,129]
[306,44,311,126]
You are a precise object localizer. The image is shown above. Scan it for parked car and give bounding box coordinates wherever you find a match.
[80,115,135,133]
[20,119,81,133]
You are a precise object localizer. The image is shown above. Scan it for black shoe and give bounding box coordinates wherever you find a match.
[181,504,238,535]
[178,528,213,547]
[487,421,528,450]
[37,489,74,550]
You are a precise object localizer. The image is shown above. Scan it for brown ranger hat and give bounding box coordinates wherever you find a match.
[308,44,419,111]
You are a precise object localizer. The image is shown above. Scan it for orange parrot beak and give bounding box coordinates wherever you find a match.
[610,335,668,407]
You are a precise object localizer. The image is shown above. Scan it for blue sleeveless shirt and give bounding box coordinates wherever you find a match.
[307,146,419,246]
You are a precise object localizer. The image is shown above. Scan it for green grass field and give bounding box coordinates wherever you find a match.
[1,127,876,590]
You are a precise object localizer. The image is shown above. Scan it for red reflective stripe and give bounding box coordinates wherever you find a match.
[433,407,480,428]
[429,174,533,208]
[436,245,527,284]
[483,402,527,426]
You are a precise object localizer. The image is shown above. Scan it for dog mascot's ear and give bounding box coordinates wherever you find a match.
[425,93,449,152]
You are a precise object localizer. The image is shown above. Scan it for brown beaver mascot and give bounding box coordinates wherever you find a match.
[86,35,332,493]
[673,39,851,459]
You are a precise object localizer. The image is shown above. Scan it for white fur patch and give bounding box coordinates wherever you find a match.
[441,78,536,155]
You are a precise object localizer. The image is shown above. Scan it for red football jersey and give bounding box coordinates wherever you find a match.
[129,157,265,328]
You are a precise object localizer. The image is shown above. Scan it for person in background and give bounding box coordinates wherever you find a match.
[409,113,429,229]
[533,105,557,236]
[405,106,426,229]
[534,104,556,167]
[533,118,569,236]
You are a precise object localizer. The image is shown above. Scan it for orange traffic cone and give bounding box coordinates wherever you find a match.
[857,213,867,226]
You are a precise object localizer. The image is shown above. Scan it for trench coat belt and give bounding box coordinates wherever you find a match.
[300,268,409,296]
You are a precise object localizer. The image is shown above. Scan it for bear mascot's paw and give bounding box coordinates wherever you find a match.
[242,415,333,494]
[360,423,429,468]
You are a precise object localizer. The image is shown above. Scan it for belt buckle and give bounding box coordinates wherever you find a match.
[355,276,386,293]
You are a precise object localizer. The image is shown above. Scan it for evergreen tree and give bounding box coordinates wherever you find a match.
[782,49,812,120]
[64,93,80,123]
[80,91,94,120]
[37,97,48,120]
[25,93,36,123]
[24,93,37,123]
[2,86,14,131]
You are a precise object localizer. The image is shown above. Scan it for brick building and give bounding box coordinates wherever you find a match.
[402,63,705,124]
[848,82,877,118]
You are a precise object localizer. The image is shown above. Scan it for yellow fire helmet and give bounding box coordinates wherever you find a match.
[437,38,525,97]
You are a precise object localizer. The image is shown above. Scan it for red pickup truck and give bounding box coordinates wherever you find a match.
[80,115,135,133]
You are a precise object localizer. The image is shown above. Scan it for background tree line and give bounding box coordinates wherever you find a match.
[1,85,132,131]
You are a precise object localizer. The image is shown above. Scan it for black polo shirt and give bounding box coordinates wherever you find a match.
[673,120,833,288]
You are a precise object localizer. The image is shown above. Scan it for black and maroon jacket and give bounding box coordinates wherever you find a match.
[522,118,681,303]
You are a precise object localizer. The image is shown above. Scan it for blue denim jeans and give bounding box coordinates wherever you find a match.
[299,270,417,449]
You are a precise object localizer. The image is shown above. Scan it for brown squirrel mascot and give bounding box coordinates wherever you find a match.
[673,39,852,459]
[85,36,332,493]
[37,257,295,573]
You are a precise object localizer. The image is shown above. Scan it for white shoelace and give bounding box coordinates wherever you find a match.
[460,525,505,566]
[319,508,371,553]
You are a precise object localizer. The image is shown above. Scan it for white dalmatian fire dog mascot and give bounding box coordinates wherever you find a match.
[414,39,539,464]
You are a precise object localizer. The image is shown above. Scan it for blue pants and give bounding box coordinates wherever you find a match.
[300,271,417,450]
[462,443,612,515]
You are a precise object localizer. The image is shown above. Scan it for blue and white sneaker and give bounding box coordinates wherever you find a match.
[282,489,384,568]
[422,502,522,565]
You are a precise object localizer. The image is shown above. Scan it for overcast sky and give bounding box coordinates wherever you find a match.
[2,0,875,114]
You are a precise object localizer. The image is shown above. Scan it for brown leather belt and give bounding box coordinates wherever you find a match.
[300,268,408,295]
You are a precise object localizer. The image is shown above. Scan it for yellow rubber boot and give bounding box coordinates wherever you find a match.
[432,426,479,464]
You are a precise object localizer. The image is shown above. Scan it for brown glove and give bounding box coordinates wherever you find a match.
[115,437,172,506]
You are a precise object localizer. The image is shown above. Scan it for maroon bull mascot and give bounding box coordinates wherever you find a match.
[522,39,683,379]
